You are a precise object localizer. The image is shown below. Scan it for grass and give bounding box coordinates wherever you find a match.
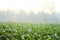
[0,23,60,40]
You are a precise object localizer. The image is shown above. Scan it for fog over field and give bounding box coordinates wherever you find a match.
[0,0,60,23]
[0,10,60,23]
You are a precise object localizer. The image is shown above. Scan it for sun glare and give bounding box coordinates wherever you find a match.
[0,0,60,14]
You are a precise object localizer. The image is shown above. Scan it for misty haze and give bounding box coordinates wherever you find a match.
[0,0,60,40]
[0,10,60,23]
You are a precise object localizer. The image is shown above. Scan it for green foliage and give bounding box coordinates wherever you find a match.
[0,23,60,40]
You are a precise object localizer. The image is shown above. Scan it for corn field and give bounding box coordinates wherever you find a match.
[0,23,60,40]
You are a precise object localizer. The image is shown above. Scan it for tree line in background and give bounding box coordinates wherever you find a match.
[0,10,60,23]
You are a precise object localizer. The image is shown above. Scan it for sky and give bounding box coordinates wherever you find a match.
[0,0,60,13]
